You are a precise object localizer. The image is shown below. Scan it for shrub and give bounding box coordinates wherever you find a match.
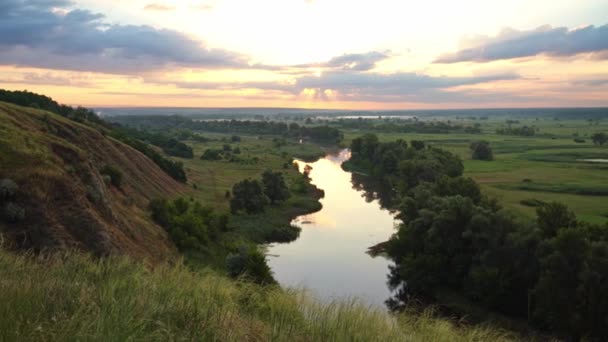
[230,179,268,214]
[0,179,18,201]
[2,202,25,222]
[470,140,494,161]
[226,246,275,285]
[100,165,123,188]
[200,149,223,161]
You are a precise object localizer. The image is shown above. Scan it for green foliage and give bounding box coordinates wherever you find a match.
[225,246,275,285]
[100,165,123,188]
[111,116,343,144]
[0,89,108,128]
[411,140,426,150]
[148,198,228,251]
[262,170,290,204]
[532,225,608,339]
[470,140,494,161]
[0,179,18,201]
[536,202,577,238]
[496,126,536,136]
[111,126,194,158]
[2,202,25,223]
[0,250,515,341]
[357,136,608,339]
[230,179,269,214]
[349,134,463,193]
[110,131,187,182]
[200,149,223,160]
[591,132,607,146]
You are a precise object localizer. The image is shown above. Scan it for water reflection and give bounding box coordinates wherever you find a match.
[266,149,398,307]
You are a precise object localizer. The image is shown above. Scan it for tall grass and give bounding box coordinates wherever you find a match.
[0,250,515,341]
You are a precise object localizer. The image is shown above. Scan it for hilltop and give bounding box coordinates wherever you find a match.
[0,101,187,262]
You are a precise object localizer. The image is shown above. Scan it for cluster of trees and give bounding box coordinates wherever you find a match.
[496,126,536,136]
[112,127,194,158]
[592,132,607,146]
[349,135,608,339]
[334,119,482,134]
[470,140,494,161]
[0,90,108,127]
[110,115,343,144]
[349,134,463,190]
[148,198,228,251]
[230,170,291,214]
[200,145,243,162]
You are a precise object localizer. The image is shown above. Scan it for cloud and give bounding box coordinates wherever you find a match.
[0,0,249,73]
[161,67,520,104]
[572,79,608,86]
[435,24,608,63]
[144,3,176,11]
[295,51,391,71]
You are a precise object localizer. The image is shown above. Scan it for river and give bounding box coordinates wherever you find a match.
[266,149,398,307]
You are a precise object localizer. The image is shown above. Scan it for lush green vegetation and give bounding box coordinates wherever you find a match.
[112,126,194,158]
[0,89,108,128]
[348,134,608,340]
[0,250,515,342]
[109,129,188,182]
[0,89,189,183]
[340,116,608,224]
[109,115,344,144]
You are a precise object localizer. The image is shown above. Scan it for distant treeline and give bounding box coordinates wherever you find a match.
[110,115,343,144]
[348,133,608,340]
[333,119,482,134]
[496,125,537,136]
[0,89,108,127]
[0,89,188,183]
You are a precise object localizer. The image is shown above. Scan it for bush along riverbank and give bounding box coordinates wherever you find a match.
[347,133,608,341]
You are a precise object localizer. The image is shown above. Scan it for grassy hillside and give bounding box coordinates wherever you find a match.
[0,249,515,341]
[0,101,187,262]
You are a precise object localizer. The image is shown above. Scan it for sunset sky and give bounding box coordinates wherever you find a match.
[1,0,607,109]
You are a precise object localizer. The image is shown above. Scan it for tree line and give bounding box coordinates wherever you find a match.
[110,115,344,144]
[348,133,608,340]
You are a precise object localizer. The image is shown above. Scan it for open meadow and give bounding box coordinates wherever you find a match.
[341,115,608,224]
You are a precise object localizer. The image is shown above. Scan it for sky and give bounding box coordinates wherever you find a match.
[0,0,607,109]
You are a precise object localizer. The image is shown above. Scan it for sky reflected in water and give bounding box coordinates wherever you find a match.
[267,149,398,307]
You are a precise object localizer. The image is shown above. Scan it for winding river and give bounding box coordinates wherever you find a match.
[267,149,398,307]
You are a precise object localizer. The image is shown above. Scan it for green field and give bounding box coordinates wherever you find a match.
[341,117,608,224]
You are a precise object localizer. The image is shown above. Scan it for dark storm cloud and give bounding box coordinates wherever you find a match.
[435,24,608,63]
[0,0,249,73]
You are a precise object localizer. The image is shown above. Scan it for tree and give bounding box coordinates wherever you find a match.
[536,202,577,238]
[230,179,268,214]
[262,170,290,204]
[201,149,222,161]
[591,132,607,146]
[410,140,426,150]
[470,140,494,161]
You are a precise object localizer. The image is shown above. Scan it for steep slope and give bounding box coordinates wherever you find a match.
[0,101,186,262]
